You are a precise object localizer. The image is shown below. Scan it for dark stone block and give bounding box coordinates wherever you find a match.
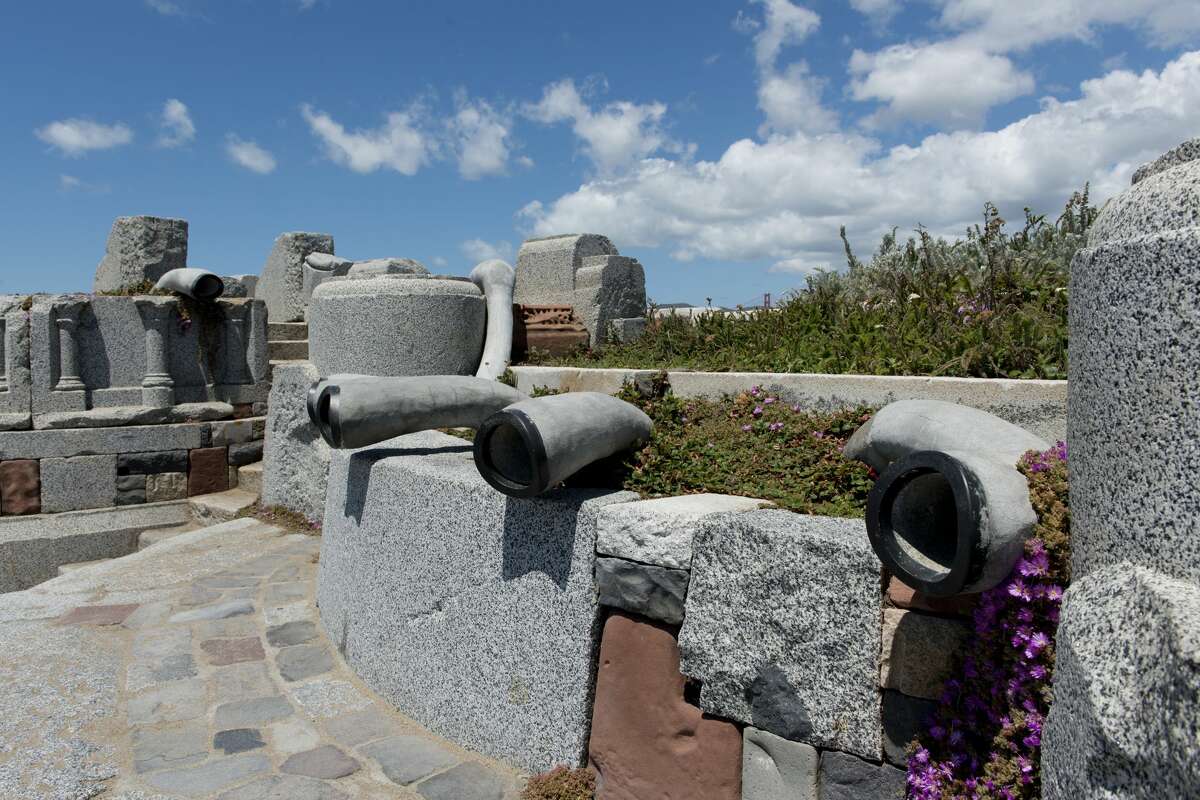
[213,728,265,755]
[819,751,906,800]
[881,690,937,767]
[228,441,264,467]
[595,556,689,625]
[117,450,188,475]
[116,474,148,492]
[115,489,147,506]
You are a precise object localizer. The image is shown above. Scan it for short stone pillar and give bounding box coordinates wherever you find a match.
[53,301,86,393]
[0,316,7,394]
[134,298,176,408]
[220,302,251,385]
[1043,138,1200,797]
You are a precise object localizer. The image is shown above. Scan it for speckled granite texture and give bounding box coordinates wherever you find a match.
[317,429,636,773]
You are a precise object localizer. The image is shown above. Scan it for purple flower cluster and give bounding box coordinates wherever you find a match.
[906,443,1069,800]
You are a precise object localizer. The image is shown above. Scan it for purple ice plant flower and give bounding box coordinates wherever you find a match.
[752,405,764,417]
[768,421,784,432]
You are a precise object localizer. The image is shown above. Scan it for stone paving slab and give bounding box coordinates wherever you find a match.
[0,517,526,799]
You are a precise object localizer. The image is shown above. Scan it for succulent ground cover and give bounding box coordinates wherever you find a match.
[520,766,597,800]
[522,193,1095,380]
[906,442,1070,799]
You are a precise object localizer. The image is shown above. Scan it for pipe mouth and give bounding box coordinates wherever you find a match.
[473,409,549,497]
[866,450,983,597]
[306,381,341,448]
[192,274,224,301]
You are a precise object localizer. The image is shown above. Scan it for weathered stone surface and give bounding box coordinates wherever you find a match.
[417,761,509,800]
[127,678,207,724]
[881,690,936,768]
[589,611,742,800]
[269,717,323,756]
[170,599,255,623]
[818,751,905,800]
[0,459,40,515]
[201,636,266,666]
[318,429,636,772]
[40,454,117,513]
[596,493,771,569]
[94,215,188,293]
[347,257,429,278]
[213,695,294,729]
[879,609,970,701]
[211,419,256,446]
[214,727,266,755]
[289,679,371,718]
[0,422,205,460]
[258,232,335,323]
[58,603,139,626]
[267,620,317,647]
[743,726,818,800]
[1043,565,1200,798]
[142,753,271,797]
[281,744,360,779]
[229,440,263,467]
[147,471,188,502]
[322,708,397,747]
[361,734,460,785]
[1133,136,1200,183]
[595,556,689,625]
[132,721,208,772]
[126,651,197,691]
[308,275,485,377]
[119,449,189,475]
[277,643,334,681]
[678,510,882,758]
[1070,153,1200,584]
[262,361,328,521]
[212,662,274,702]
[189,446,229,496]
[886,576,974,617]
[217,774,349,800]
[116,474,147,492]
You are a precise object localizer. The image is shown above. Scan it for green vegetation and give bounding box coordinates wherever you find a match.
[520,766,596,800]
[522,191,1097,379]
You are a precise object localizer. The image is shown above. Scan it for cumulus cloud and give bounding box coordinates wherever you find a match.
[157,98,195,147]
[461,238,514,263]
[757,63,839,135]
[521,52,1200,272]
[850,43,1035,128]
[524,79,684,174]
[745,0,820,69]
[35,118,133,157]
[448,95,513,179]
[850,0,903,27]
[225,134,276,174]
[301,104,433,175]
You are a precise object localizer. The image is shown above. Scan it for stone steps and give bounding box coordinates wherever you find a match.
[268,321,309,340]
[137,521,203,550]
[189,488,259,524]
[268,339,309,361]
[57,558,114,575]
[238,461,263,495]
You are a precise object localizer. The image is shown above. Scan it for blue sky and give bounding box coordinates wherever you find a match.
[2,0,1197,306]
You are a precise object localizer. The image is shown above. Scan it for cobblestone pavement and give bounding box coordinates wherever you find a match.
[0,518,525,799]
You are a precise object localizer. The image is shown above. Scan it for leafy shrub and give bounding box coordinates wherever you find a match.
[906,442,1070,799]
[521,766,596,800]
[523,192,1096,379]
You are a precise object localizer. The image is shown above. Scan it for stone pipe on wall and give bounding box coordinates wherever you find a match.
[154,268,225,301]
[307,374,527,449]
[468,259,516,381]
[473,392,652,497]
[844,399,1048,596]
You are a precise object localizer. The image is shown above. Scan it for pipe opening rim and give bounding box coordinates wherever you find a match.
[194,275,224,300]
[473,408,549,498]
[866,449,982,597]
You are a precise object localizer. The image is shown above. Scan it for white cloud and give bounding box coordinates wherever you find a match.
[59,174,82,190]
[225,134,276,174]
[850,0,903,26]
[516,155,535,168]
[157,98,195,148]
[461,239,514,263]
[849,42,1035,128]
[35,118,133,157]
[301,104,433,175]
[448,96,512,179]
[144,0,184,15]
[747,0,820,69]
[524,79,684,174]
[757,63,839,135]
[521,52,1200,272]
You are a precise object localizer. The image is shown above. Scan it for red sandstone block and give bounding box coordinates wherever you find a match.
[0,459,41,516]
[887,576,976,617]
[589,611,742,800]
[188,447,229,496]
[57,604,139,626]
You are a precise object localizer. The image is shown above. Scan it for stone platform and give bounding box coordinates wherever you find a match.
[0,517,523,799]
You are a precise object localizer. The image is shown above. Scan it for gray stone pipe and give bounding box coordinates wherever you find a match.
[843,399,1048,596]
[154,268,225,301]
[469,259,516,381]
[473,392,653,497]
[307,374,527,449]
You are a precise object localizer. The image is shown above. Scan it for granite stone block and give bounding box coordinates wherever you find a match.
[0,423,204,460]
[189,446,229,496]
[589,611,742,800]
[0,459,40,515]
[318,429,636,772]
[211,419,256,446]
[119,449,189,475]
[678,510,882,758]
[41,454,117,513]
[93,215,188,294]
[228,440,263,467]
[1043,565,1200,798]
[0,302,32,422]
[743,726,818,800]
[595,493,771,569]
[257,232,335,324]
[147,471,187,502]
[1132,136,1200,183]
[595,556,689,625]
[879,609,970,701]
[261,361,328,521]
[818,751,905,800]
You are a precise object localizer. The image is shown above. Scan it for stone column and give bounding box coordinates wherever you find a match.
[135,298,176,408]
[221,302,251,385]
[0,316,8,393]
[53,301,86,392]
[246,300,269,384]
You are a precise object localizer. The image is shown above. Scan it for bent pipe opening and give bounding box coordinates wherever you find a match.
[473,392,653,497]
[306,375,527,449]
[154,268,225,301]
[867,450,984,597]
